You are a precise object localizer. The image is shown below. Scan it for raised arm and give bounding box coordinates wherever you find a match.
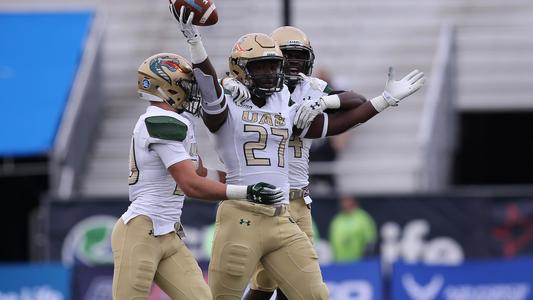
[293,90,368,129]
[170,4,227,132]
[300,73,367,112]
[326,90,367,111]
[298,67,425,139]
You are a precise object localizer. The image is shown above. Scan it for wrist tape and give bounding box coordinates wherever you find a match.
[226,184,247,200]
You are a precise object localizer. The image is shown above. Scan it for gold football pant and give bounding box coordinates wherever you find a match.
[111,215,211,300]
[208,200,328,300]
[250,196,314,292]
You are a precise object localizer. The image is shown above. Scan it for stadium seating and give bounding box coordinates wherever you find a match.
[6,0,530,196]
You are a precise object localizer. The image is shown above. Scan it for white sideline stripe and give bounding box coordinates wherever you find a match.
[200,4,216,24]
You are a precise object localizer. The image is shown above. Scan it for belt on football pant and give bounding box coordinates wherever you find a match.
[289,186,310,200]
[174,222,186,239]
[228,200,288,217]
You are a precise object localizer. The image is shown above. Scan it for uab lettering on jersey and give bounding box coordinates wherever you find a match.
[241,111,289,167]
[242,111,286,127]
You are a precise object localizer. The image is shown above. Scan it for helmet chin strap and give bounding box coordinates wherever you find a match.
[138,91,164,102]
[156,87,179,109]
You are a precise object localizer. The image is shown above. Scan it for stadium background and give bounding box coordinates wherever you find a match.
[1,0,533,299]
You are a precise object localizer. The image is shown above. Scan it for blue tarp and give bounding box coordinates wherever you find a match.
[0,12,93,156]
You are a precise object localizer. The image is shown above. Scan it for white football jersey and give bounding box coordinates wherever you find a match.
[123,106,198,236]
[288,78,330,197]
[214,85,300,204]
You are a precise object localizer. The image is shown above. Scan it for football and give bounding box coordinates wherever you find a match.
[172,0,218,26]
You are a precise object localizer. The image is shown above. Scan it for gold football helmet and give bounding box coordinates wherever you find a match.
[271,26,315,87]
[229,33,285,98]
[137,53,201,115]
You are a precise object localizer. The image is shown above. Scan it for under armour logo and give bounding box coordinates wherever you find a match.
[239,218,251,226]
[310,102,320,110]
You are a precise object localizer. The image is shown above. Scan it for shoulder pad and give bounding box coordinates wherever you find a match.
[145,116,187,141]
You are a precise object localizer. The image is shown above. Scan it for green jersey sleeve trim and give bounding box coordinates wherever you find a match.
[145,116,187,142]
[323,84,334,94]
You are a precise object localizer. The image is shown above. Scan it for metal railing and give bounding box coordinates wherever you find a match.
[50,10,105,200]
[417,22,457,191]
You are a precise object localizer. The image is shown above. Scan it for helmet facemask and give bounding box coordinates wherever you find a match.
[280,46,315,88]
[242,56,285,98]
[176,78,202,116]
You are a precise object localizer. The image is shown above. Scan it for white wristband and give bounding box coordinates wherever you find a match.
[321,94,341,109]
[188,39,208,64]
[321,113,329,138]
[226,184,247,200]
[370,95,390,113]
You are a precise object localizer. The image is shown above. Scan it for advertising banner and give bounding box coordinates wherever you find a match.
[46,201,128,265]
[487,198,533,257]
[72,265,113,300]
[322,259,383,300]
[45,196,533,268]
[46,200,217,266]
[391,257,533,300]
[0,263,71,300]
[73,265,206,300]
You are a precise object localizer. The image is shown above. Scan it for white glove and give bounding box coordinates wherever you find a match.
[294,98,326,129]
[294,93,342,129]
[383,67,425,106]
[169,3,201,43]
[222,77,250,105]
[370,67,425,112]
[299,72,323,91]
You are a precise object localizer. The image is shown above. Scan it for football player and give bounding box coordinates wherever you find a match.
[170,4,424,299]
[223,26,424,300]
[111,52,284,299]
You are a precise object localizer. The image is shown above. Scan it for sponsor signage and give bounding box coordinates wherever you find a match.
[488,199,533,257]
[392,257,533,300]
[47,201,128,265]
[0,264,71,300]
[322,259,382,300]
[45,196,533,268]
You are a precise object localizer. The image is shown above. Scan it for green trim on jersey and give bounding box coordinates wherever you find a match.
[323,84,334,95]
[145,116,187,141]
[223,88,233,96]
[289,98,295,107]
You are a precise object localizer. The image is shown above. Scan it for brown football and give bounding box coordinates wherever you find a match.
[172,0,218,26]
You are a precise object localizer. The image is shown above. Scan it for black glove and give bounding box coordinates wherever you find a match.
[246,182,284,205]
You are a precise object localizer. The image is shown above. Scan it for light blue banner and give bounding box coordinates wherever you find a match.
[0,12,93,156]
[0,263,71,299]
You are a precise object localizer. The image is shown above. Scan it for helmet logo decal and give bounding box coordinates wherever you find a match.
[142,78,151,89]
[149,56,181,84]
[234,42,248,52]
